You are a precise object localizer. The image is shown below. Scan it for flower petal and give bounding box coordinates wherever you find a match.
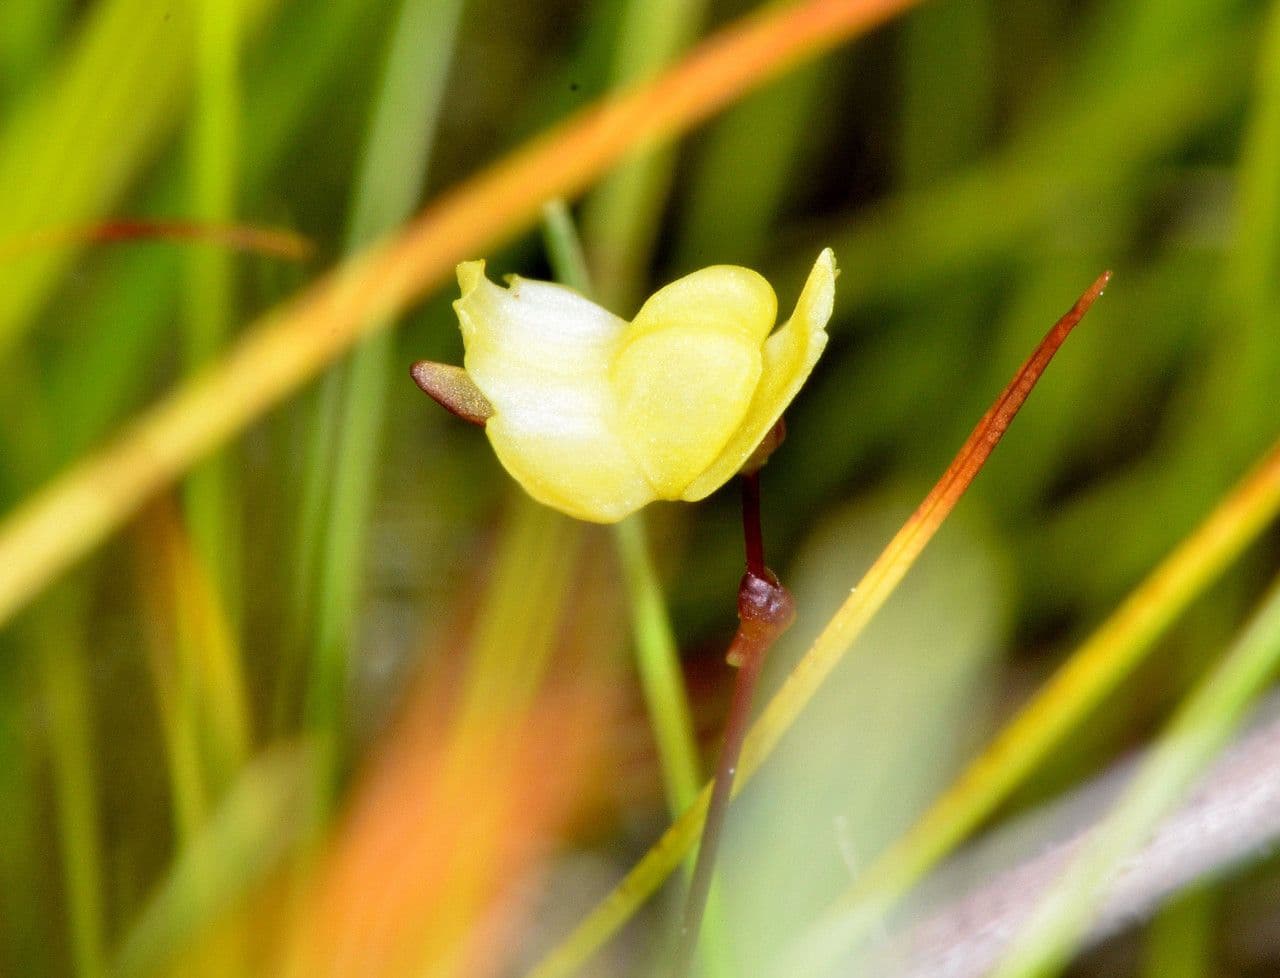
[627,265,777,344]
[680,248,837,501]
[612,328,761,497]
[453,261,653,522]
[612,266,776,497]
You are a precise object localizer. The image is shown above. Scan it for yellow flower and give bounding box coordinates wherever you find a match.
[413,249,836,523]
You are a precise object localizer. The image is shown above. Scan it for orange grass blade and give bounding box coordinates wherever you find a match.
[133,500,252,785]
[280,499,610,978]
[0,0,921,629]
[0,220,313,262]
[523,274,1111,978]
[280,684,609,978]
[801,430,1280,962]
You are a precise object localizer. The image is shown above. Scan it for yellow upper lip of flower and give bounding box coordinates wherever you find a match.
[443,248,836,523]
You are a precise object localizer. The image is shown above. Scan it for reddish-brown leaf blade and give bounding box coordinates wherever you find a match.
[0,220,313,263]
[524,271,1112,978]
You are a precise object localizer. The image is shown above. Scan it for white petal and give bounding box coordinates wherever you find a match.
[453,261,654,522]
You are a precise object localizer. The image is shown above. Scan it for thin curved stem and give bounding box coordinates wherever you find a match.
[673,620,768,977]
[673,474,795,977]
[741,471,766,579]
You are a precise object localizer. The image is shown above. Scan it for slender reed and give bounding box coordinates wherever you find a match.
[673,468,795,977]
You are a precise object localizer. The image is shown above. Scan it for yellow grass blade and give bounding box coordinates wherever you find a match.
[278,494,608,978]
[522,273,1110,978]
[134,499,252,796]
[990,577,1280,978]
[0,0,919,629]
[801,432,1280,960]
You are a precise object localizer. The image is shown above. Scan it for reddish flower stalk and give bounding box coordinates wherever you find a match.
[670,271,1113,976]
[673,470,796,978]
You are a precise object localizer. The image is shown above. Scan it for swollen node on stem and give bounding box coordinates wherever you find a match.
[672,468,797,978]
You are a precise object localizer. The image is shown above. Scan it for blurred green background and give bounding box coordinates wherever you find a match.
[2,1,1280,976]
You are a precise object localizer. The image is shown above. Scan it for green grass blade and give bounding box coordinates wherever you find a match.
[801,437,1280,965]
[39,609,106,978]
[301,0,466,785]
[0,0,72,98]
[991,576,1280,978]
[186,0,241,371]
[542,195,722,975]
[0,0,281,355]
[540,199,595,294]
[783,25,1247,313]
[183,0,244,630]
[898,0,993,188]
[581,0,706,310]
[675,61,826,270]
[112,745,319,978]
[541,198,702,816]
[613,514,703,815]
[541,197,704,803]
[1142,888,1216,978]
[0,362,107,978]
